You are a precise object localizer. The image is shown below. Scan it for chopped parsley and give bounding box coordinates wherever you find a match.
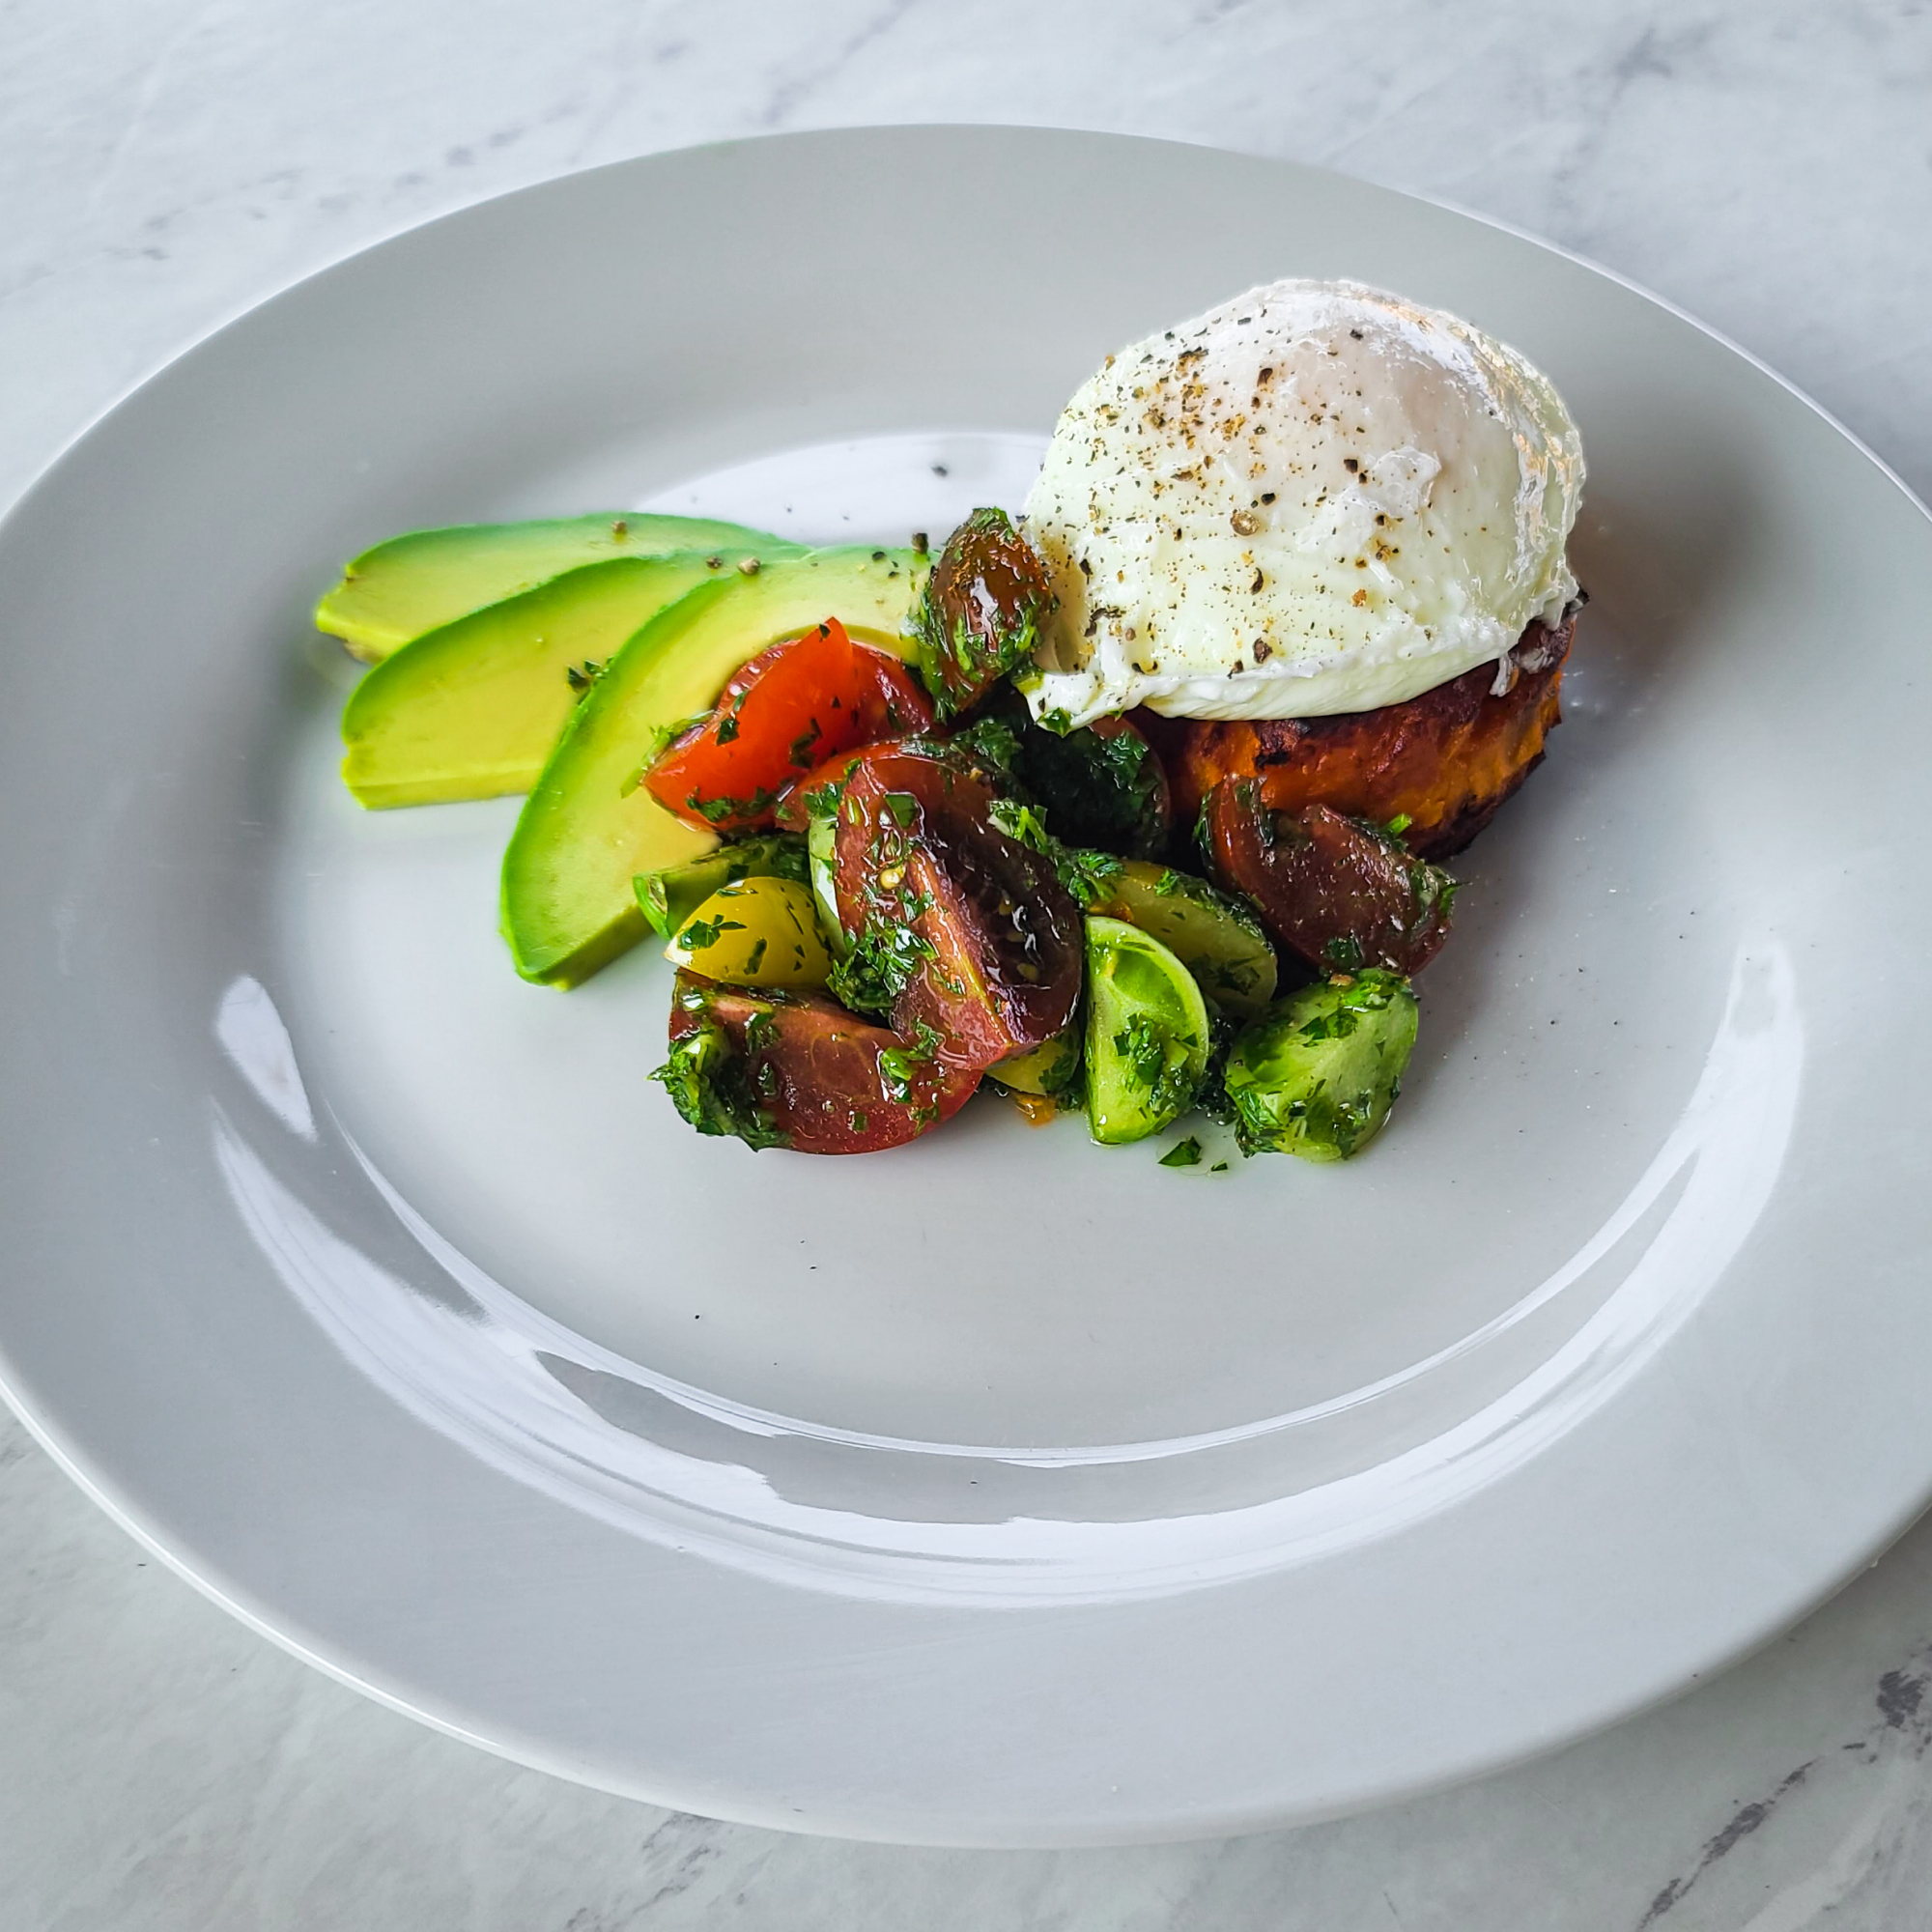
[1108,1011,1204,1124]
[687,784,779,826]
[876,1046,920,1103]
[1193,793,1220,865]
[788,717,823,767]
[1009,713,1167,855]
[987,796,1052,853]
[948,714,1023,775]
[875,1021,946,1123]
[1056,845,1125,907]
[651,1021,789,1151]
[799,771,853,819]
[829,923,934,1017]
[1191,1010,1242,1125]
[1042,1041,1086,1109]
[1321,934,1366,973]
[675,914,747,952]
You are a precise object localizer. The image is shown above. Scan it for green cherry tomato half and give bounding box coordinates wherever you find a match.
[1083,914,1211,1146]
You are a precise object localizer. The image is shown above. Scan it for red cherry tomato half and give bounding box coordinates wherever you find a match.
[645,617,933,834]
[664,970,979,1154]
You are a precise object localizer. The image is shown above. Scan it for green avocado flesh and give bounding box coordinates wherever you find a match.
[635,834,807,941]
[339,551,773,809]
[316,513,796,662]
[500,546,928,988]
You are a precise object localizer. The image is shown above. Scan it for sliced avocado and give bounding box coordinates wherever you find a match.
[340,550,772,809]
[635,834,807,941]
[501,546,928,988]
[316,513,796,662]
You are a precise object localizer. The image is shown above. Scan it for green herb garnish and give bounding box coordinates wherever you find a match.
[687,785,780,826]
[651,1022,789,1151]
[987,797,1052,853]
[1321,934,1366,972]
[675,914,747,952]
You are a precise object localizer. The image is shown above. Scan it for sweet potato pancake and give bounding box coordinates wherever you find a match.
[1151,611,1577,861]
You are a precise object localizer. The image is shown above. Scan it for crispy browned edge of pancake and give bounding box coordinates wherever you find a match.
[1146,611,1577,861]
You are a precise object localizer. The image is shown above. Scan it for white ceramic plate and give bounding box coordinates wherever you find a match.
[3,128,1930,1848]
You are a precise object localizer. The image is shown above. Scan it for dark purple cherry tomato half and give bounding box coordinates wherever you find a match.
[831,744,1083,1070]
[910,508,1056,719]
[1203,782,1457,976]
[661,970,979,1155]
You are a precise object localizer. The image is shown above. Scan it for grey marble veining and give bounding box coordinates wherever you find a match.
[5,2,1932,1925]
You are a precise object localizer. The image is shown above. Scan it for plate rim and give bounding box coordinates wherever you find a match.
[4,123,1932,1847]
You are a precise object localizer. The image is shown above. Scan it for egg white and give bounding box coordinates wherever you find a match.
[1020,279,1584,726]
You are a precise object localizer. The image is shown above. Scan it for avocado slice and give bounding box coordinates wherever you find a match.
[501,546,927,988]
[316,513,796,662]
[340,549,776,809]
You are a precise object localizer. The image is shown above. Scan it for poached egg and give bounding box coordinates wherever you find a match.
[1021,278,1584,727]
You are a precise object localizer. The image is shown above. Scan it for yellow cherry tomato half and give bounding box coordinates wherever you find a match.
[663,875,834,989]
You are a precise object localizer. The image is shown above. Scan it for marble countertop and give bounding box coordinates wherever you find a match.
[5,2,1932,1924]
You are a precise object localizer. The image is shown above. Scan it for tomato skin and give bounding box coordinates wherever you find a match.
[910,508,1055,718]
[644,618,933,835]
[1203,783,1457,976]
[841,638,931,740]
[831,745,1084,1071]
[773,745,872,833]
[1082,712,1173,850]
[663,970,978,1154]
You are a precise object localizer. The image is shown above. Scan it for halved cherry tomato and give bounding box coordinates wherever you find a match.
[911,508,1055,718]
[644,617,933,835]
[1203,783,1457,975]
[662,970,979,1154]
[773,745,872,833]
[832,744,1083,1070]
